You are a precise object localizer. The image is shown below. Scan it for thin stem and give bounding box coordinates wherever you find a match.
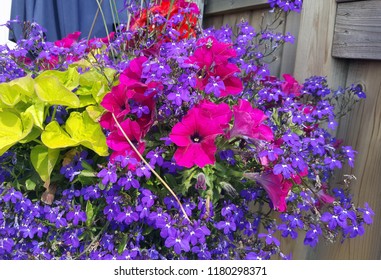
[88,0,103,41]
[109,0,118,34]
[111,113,191,223]
[96,0,116,58]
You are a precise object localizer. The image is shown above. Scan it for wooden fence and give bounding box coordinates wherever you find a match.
[203,0,381,260]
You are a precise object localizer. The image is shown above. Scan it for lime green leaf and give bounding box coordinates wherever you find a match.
[37,68,79,91]
[86,200,94,227]
[30,145,60,184]
[65,67,80,90]
[86,105,104,122]
[104,68,117,83]
[79,69,105,87]
[9,75,35,98]
[34,76,80,107]
[19,127,41,144]
[41,121,78,148]
[25,179,37,191]
[0,111,33,155]
[78,95,96,107]
[91,81,108,103]
[65,111,108,156]
[25,102,45,129]
[41,112,108,156]
[0,83,21,106]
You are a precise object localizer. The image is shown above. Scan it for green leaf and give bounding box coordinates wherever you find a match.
[0,111,33,155]
[34,75,80,107]
[25,102,45,129]
[25,179,37,191]
[91,82,108,103]
[41,121,78,148]
[9,75,35,98]
[65,111,108,156]
[79,68,105,87]
[78,95,96,107]
[41,111,108,156]
[85,200,94,227]
[81,161,95,172]
[30,145,60,184]
[118,235,128,254]
[37,68,79,91]
[86,105,104,122]
[0,83,21,106]
[19,126,41,144]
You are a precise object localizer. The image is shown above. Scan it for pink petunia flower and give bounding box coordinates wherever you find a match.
[169,102,232,168]
[229,99,274,141]
[54,31,81,48]
[107,119,145,163]
[244,172,291,212]
[189,36,243,97]
[281,74,301,96]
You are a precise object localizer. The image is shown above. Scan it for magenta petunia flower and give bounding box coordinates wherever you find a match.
[281,74,301,96]
[189,36,243,97]
[229,99,274,141]
[107,119,145,163]
[244,172,290,212]
[169,101,232,168]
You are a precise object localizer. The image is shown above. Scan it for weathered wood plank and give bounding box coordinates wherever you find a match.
[280,12,301,75]
[294,0,348,89]
[204,0,269,16]
[336,0,366,2]
[332,1,381,60]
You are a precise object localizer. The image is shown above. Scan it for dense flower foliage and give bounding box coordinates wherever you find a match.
[0,0,373,260]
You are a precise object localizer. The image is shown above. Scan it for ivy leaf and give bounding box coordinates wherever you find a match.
[0,111,33,156]
[34,75,80,108]
[9,75,35,99]
[30,145,60,186]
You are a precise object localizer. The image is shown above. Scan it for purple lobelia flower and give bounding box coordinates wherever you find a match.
[258,229,281,246]
[66,205,87,226]
[304,224,322,247]
[98,163,118,185]
[359,203,375,225]
[164,229,190,254]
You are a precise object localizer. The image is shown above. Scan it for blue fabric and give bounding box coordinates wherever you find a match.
[10,0,128,42]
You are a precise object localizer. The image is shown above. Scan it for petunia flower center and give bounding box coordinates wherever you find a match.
[191,133,202,143]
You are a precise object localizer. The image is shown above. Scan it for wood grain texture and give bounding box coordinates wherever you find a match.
[204,0,269,16]
[294,0,348,89]
[280,12,301,75]
[332,1,381,60]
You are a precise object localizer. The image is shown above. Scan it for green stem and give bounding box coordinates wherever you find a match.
[51,105,58,122]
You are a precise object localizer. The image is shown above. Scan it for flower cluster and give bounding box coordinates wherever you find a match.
[269,0,303,12]
[0,0,373,260]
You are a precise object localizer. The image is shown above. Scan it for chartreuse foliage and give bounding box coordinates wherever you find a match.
[0,64,116,187]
